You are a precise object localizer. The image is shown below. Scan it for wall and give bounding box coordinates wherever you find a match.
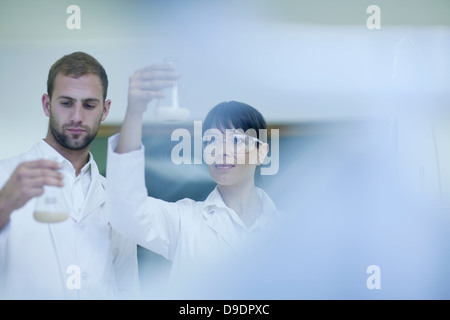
[1,0,449,157]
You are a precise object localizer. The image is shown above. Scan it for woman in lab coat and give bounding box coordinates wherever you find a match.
[106,63,279,297]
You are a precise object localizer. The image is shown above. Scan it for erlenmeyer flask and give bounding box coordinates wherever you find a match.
[34,160,70,223]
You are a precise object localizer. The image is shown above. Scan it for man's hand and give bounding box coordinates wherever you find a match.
[127,62,180,115]
[0,160,64,229]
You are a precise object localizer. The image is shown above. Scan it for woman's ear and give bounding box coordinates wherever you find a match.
[257,143,269,165]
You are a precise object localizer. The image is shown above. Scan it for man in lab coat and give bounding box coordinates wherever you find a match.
[0,52,139,299]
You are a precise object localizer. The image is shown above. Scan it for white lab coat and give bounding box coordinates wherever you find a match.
[106,134,279,297]
[0,140,139,300]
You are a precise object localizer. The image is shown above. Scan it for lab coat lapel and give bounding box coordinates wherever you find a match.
[78,163,106,221]
[202,188,242,250]
[204,208,241,250]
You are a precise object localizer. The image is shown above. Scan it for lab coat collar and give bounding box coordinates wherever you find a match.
[202,186,278,221]
[29,139,65,163]
[202,186,228,211]
[35,139,92,174]
[201,186,279,249]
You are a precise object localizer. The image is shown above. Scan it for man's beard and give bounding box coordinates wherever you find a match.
[49,116,100,151]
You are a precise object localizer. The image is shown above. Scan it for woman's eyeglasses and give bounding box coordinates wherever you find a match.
[202,133,263,154]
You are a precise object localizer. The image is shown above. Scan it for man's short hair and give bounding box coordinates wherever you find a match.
[47,51,108,101]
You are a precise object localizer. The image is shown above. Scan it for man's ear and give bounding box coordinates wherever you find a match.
[257,143,269,165]
[42,94,51,117]
[101,99,111,122]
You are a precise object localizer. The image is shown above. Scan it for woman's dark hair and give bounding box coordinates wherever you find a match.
[202,101,267,141]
